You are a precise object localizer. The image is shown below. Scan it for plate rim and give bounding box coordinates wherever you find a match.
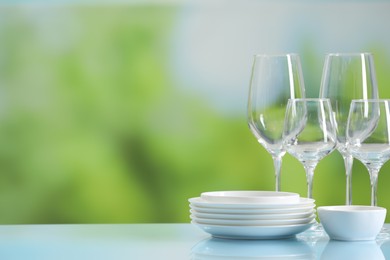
[200,191,300,204]
[190,204,316,214]
[190,214,316,226]
[191,220,315,239]
[189,197,315,209]
[190,208,316,220]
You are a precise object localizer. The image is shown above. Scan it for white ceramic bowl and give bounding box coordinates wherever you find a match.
[318,205,387,241]
[200,191,300,204]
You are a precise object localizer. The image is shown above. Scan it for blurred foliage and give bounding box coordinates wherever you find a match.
[0,4,390,224]
[0,5,270,223]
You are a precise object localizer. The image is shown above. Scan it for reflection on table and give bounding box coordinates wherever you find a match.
[0,224,390,259]
[191,237,314,259]
[322,240,385,260]
[191,226,390,260]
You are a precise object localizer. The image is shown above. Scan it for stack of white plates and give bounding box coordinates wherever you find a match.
[189,191,316,239]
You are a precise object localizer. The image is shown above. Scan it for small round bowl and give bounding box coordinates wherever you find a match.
[200,191,300,204]
[318,205,386,241]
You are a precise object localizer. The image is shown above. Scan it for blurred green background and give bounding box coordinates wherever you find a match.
[1,0,390,224]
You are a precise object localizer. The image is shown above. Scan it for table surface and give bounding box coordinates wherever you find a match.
[0,223,390,259]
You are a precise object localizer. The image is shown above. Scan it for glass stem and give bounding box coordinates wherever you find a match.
[304,163,317,199]
[368,167,380,206]
[272,155,283,192]
[343,155,353,205]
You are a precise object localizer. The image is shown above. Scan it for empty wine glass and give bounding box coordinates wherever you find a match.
[320,53,379,205]
[346,99,390,207]
[247,54,305,191]
[283,98,337,200]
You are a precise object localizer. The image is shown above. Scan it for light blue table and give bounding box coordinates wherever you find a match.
[0,223,389,259]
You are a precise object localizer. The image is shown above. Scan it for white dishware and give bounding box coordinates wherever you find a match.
[318,205,386,241]
[192,220,315,239]
[190,204,315,214]
[247,54,305,191]
[191,214,316,226]
[188,197,315,209]
[190,209,315,220]
[320,52,379,205]
[189,191,316,239]
[200,191,300,204]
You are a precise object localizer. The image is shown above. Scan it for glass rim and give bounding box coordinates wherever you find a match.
[325,52,373,57]
[288,98,331,102]
[253,53,300,58]
[351,99,390,103]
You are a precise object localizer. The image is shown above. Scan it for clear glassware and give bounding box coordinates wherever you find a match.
[283,98,337,200]
[247,54,305,191]
[346,99,390,207]
[319,53,379,205]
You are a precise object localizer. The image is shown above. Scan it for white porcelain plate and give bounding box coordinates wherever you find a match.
[190,204,315,214]
[189,197,314,209]
[190,209,316,220]
[200,191,300,204]
[191,214,316,226]
[192,221,315,239]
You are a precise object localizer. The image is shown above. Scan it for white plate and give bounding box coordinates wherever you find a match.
[190,209,316,220]
[192,220,315,239]
[200,191,300,204]
[190,204,315,214]
[189,197,314,209]
[191,214,316,226]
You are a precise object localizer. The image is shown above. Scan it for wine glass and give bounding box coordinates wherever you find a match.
[346,99,390,207]
[283,98,337,235]
[247,54,305,191]
[320,53,379,205]
[283,98,337,200]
